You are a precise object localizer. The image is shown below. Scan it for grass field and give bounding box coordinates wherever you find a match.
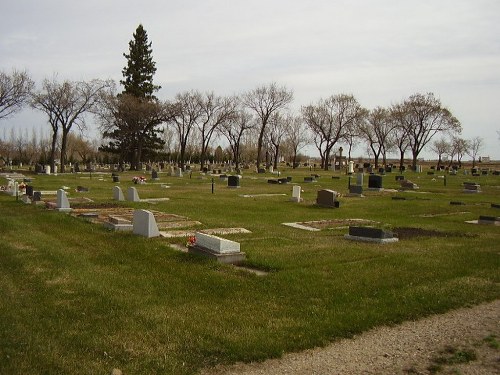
[1,166,499,374]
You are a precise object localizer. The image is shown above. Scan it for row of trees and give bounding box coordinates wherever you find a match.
[1,25,468,172]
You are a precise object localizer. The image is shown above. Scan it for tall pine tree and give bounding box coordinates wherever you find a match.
[100,24,165,169]
[121,24,161,99]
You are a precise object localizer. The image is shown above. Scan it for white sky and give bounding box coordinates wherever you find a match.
[1,0,499,159]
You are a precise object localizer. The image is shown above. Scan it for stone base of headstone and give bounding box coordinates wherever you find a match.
[188,245,247,264]
[348,185,363,197]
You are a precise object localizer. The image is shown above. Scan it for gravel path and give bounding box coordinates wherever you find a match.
[201,300,500,375]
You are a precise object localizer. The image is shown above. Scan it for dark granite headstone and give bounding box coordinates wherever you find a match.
[349,226,394,239]
[227,175,240,188]
[152,170,158,180]
[25,185,33,197]
[304,176,315,183]
[316,189,339,208]
[258,168,266,174]
[349,185,363,195]
[492,203,500,209]
[33,191,42,201]
[395,175,405,181]
[368,175,383,189]
[268,179,279,184]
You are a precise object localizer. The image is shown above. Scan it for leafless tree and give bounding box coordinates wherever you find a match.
[430,137,451,168]
[449,136,469,167]
[166,91,204,169]
[358,106,395,168]
[265,112,290,169]
[32,77,112,172]
[220,110,255,169]
[393,93,461,169]
[243,83,293,168]
[196,92,238,169]
[467,136,483,168]
[302,94,365,170]
[284,115,309,168]
[0,70,34,120]
[389,105,412,170]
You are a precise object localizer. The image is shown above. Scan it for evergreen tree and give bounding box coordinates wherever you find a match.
[99,25,165,169]
[121,24,161,99]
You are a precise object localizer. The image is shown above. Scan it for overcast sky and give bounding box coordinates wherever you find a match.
[1,0,499,159]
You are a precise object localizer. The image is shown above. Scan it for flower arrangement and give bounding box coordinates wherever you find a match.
[132,176,147,184]
[187,236,196,247]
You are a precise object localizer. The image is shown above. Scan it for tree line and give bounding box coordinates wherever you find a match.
[1,24,474,172]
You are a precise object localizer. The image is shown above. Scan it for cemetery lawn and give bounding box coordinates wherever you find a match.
[1,168,499,375]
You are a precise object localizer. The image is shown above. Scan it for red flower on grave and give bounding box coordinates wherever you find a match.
[187,236,196,246]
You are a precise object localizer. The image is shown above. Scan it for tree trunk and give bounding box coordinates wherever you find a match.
[399,150,405,170]
[49,131,58,171]
[60,130,68,173]
[273,146,279,170]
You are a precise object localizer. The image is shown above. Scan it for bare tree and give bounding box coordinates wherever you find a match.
[389,105,412,170]
[0,70,34,120]
[430,137,451,168]
[196,92,238,169]
[220,110,255,169]
[449,136,469,167]
[243,83,293,168]
[395,93,461,169]
[302,94,365,170]
[265,112,290,169]
[284,115,308,168]
[166,91,204,169]
[358,106,395,168]
[467,136,483,168]
[32,77,111,172]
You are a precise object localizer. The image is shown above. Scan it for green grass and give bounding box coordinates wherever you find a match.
[1,166,499,374]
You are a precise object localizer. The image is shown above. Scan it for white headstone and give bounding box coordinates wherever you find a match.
[127,187,140,202]
[291,185,302,202]
[348,161,354,174]
[269,165,274,173]
[45,165,51,175]
[195,232,240,254]
[56,189,71,212]
[113,186,125,201]
[133,209,160,237]
[53,165,58,174]
[175,168,183,177]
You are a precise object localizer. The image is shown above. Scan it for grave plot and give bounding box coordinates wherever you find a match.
[282,218,377,231]
[344,226,399,243]
[392,227,478,239]
[69,206,252,236]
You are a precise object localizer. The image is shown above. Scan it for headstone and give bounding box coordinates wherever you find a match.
[304,176,315,183]
[188,232,246,264]
[267,179,279,184]
[491,203,500,209]
[194,232,240,253]
[477,215,500,226]
[286,176,292,182]
[45,165,51,175]
[348,161,354,174]
[344,226,398,243]
[368,175,383,190]
[112,174,120,183]
[349,185,363,195]
[269,165,274,173]
[227,175,240,188]
[395,175,405,181]
[463,182,481,193]
[56,189,71,212]
[356,173,363,186]
[127,187,140,202]
[291,185,302,202]
[385,167,392,173]
[400,180,419,190]
[132,209,160,237]
[76,186,89,192]
[113,186,125,201]
[33,191,42,201]
[25,185,33,197]
[175,168,183,177]
[316,189,340,208]
[152,170,159,180]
